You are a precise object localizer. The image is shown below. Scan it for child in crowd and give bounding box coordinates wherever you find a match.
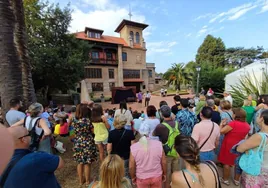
[107,109,115,131]
[59,116,69,137]
[91,104,110,162]
[54,120,61,135]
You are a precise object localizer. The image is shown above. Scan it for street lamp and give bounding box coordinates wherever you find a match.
[196,65,201,95]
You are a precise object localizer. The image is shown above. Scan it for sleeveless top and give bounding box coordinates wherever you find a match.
[24,116,43,135]
[92,122,108,142]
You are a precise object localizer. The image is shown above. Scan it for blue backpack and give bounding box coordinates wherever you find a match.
[239,132,267,176]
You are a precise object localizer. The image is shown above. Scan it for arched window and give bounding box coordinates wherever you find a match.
[136,32,140,44]
[130,31,134,41]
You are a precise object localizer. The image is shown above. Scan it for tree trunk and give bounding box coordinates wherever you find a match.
[0,0,36,116]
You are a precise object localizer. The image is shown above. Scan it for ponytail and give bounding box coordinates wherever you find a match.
[138,136,148,151]
[193,164,205,186]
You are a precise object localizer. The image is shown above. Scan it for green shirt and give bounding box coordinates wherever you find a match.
[242,106,255,124]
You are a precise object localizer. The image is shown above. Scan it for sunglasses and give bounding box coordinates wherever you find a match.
[18,132,31,139]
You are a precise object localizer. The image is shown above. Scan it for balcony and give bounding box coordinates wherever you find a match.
[88,58,118,66]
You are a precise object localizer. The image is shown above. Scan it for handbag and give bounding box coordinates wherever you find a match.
[239,132,267,176]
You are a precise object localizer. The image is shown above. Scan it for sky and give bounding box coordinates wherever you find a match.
[50,0,268,73]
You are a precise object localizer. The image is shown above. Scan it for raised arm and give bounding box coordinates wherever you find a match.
[102,115,110,129]
[39,118,52,135]
[11,119,25,127]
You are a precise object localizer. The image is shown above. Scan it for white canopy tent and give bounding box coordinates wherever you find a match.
[225,59,268,93]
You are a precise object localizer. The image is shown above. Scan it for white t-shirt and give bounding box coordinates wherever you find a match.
[224,95,233,105]
[140,118,160,140]
[24,116,43,135]
[145,93,151,98]
[114,109,133,125]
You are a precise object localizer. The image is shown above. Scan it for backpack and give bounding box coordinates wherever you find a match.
[162,121,180,157]
[23,117,44,151]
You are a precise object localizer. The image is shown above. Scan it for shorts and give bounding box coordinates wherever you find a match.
[200,150,216,162]
[95,138,108,145]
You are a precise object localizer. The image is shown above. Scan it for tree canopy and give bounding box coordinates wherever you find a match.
[24,0,91,98]
[196,35,226,67]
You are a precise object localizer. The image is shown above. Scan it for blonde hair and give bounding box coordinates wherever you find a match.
[99,155,125,188]
[113,114,127,129]
[28,103,43,117]
[199,95,206,101]
[243,99,251,106]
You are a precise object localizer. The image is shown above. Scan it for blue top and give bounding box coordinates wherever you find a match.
[176,109,197,136]
[4,149,60,188]
[107,117,115,131]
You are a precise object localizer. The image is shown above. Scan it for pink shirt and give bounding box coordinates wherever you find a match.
[130,139,163,179]
[191,120,220,152]
[60,123,69,134]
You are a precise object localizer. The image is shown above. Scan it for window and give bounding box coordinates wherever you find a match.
[109,82,115,91]
[108,69,114,79]
[130,31,134,41]
[88,32,101,39]
[148,70,153,78]
[85,68,102,78]
[122,52,127,61]
[92,83,103,91]
[92,52,99,59]
[135,32,140,44]
[155,80,159,84]
[106,52,112,60]
[123,69,140,79]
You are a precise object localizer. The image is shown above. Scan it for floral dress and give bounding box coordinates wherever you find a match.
[73,118,98,164]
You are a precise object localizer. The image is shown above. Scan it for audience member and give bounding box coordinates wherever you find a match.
[171,135,220,187]
[223,91,233,105]
[144,91,151,107]
[156,101,168,122]
[114,101,133,130]
[140,105,160,140]
[88,155,132,188]
[195,95,206,116]
[242,99,255,124]
[72,104,97,186]
[171,95,181,116]
[1,126,63,188]
[154,105,180,188]
[176,98,197,136]
[107,114,135,178]
[130,124,166,188]
[6,98,25,126]
[206,99,221,125]
[218,108,250,186]
[107,109,115,131]
[192,107,220,161]
[92,104,110,163]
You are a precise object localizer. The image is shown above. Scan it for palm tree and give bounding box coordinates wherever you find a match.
[163,63,193,90]
[0,0,36,114]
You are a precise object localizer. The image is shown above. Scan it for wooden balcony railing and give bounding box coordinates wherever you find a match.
[89,58,118,65]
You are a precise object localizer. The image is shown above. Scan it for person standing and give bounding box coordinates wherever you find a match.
[192,107,220,162]
[5,99,25,126]
[2,126,63,188]
[92,104,110,163]
[223,91,233,105]
[207,88,214,97]
[107,114,135,178]
[114,101,133,130]
[153,105,180,188]
[176,98,197,136]
[144,91,151,107]
[218,108,250,186]
[72,104,97,186]
[242,99,255,124]
[171,95,181,116]
[137,91,143,103]
[130,124,166,188]
[206,99,221,125]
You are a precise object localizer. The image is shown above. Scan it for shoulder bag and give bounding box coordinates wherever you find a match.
[239,132,267,176]
[199,122,214,150]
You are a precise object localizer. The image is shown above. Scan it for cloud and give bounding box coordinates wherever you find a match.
[202,25,208,29]
[208,1,263,23]
[194,13,213,21]
[259,0,268,13]
[69,3,147,38]
[147,41,177,56]
[228,4,258,20]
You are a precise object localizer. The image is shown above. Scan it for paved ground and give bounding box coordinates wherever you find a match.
[56,95,238,188]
